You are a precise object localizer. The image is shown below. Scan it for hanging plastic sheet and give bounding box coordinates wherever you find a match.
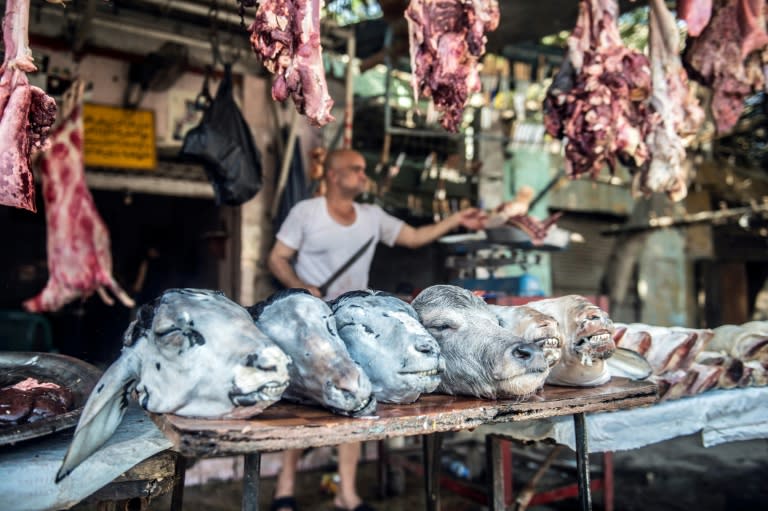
[180,64,262,206]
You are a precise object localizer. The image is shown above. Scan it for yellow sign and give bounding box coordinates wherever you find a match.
[83,104,157,170]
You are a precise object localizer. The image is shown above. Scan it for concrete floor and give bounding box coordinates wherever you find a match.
[130,433,768,511]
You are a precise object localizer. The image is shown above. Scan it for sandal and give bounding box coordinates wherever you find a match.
[333,503,376,511]
[270,496,297,511]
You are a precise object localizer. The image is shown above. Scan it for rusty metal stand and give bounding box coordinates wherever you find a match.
[603,451,614,511]
[242,453,261,511]
[487,434,507,510]
[514,445,564,511]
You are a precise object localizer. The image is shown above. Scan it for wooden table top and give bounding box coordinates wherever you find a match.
[151,378,657,457]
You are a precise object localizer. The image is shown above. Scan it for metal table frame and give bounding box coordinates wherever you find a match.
[151,378,656,511]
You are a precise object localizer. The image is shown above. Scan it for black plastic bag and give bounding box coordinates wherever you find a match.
[180,64,262,205]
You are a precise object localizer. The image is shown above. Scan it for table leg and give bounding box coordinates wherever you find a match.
[486,435,506,511]
[422,433,443,511]
[378,440,388,499]
[573,413,592,511]
[242,453,261,511]
[603,452,614,511]
[169,454,186,511]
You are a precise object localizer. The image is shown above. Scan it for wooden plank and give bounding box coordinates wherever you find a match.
[83,451,178,503]
[151,378,657,457]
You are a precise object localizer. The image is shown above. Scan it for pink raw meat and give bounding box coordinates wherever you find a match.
[23,105,134,312]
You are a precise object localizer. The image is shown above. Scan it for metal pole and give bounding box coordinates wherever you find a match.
[271,109,300,217]
[486,435,506,511]
[380,24,394,166]
[515,445,564,511]
[377,440,388,500]
[242,452,261,511]
[169,454,186,511]
[422,433,443,511]
[574,413,592,511]
[385,124,522,143]
[343,30,356,149]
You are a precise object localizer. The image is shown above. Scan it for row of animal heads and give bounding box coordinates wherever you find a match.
[56,285,619,481]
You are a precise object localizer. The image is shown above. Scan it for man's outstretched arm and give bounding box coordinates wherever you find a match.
[395,208,487,249]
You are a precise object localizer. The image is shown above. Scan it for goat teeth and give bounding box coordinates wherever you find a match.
[587,333,610,344]
[351,396,372,413]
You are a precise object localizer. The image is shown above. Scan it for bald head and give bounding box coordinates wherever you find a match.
[324,149,365,174]
[324,149,368,198]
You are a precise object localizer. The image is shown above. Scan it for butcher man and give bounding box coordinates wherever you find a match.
[267,148,486,511]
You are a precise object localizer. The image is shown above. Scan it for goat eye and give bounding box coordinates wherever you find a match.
[429,323,455,332]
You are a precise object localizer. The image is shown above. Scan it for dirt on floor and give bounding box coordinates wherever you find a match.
[75,433,768,511]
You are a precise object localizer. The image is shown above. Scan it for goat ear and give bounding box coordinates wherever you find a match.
[56,353,140,482]
[606,348,653,381]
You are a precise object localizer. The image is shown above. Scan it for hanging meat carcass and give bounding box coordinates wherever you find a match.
[0,0,57,212]
[23,95,134,313]
[636,0,705,201]
[544,0,654,180]
[248,0,334,126]
[677,0,713,36]
[405,0,500,132]
[684,0,767,134]
[737,0,768,58]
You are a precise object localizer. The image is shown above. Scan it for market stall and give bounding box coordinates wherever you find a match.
[1,1,767,511]
[0,377,656,511]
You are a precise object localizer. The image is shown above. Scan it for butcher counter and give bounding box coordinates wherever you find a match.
[151,377,657,511]
[0,377,657,511]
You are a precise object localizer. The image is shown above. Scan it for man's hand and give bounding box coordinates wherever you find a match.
[269,240,325,298]
[395,207,488,249]
[306,286,323,298]
[455,208,488,231]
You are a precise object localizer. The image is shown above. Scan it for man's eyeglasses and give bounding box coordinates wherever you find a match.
[335,165,366,173]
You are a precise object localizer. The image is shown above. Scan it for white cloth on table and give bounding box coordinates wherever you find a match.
[479,386,768,452]
[0,404,171,511]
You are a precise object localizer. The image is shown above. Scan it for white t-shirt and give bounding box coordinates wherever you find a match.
[276,197,404,300]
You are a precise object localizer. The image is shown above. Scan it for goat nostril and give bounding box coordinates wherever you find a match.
[258,363,277,372]
[245,354,259,367]
[416,342,435,355]
[513,345,533,360]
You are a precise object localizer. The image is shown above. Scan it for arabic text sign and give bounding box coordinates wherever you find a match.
[84,104,157,170]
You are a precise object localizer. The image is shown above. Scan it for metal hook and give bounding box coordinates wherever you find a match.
[194,65,214,111]
[209,31,242,67]
[207,0,242,67]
